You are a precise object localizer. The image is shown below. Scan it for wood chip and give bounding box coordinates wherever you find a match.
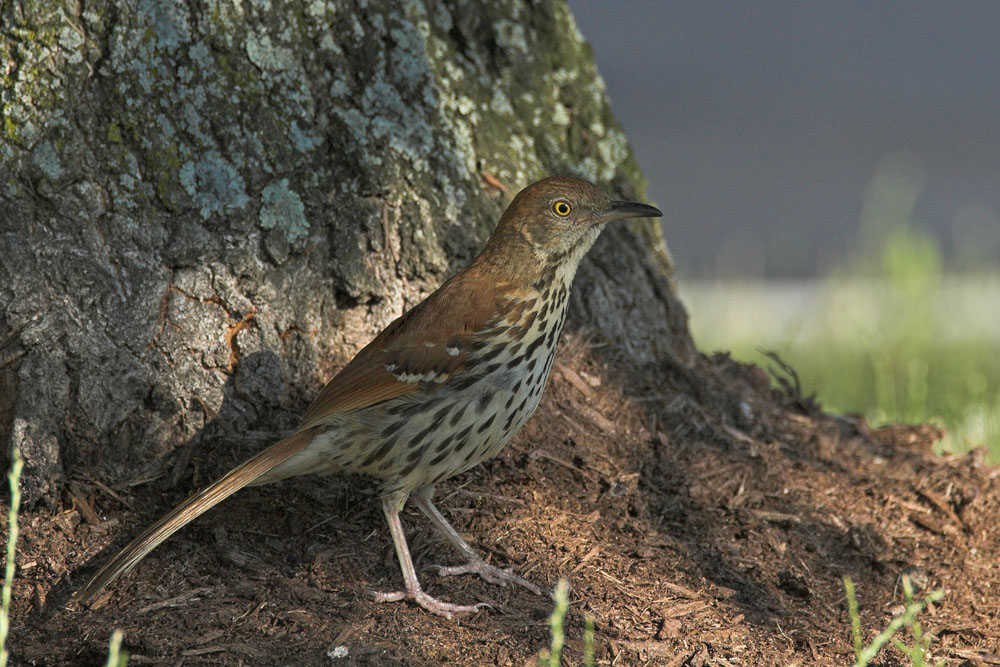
[656,618,682,639]
[579,404,615,432]
[572,545,601,573]
[663,581,700,599]
[181,645,227,657]
[195,630,226,645]
[528,449,599,482]
[180,643,265,658]
[751,510,802,525]
[917,488,965,528]
[951,650,1000,665]
[84,590,115,611]
[67,482,101,526]
[660,601,710,619]
[555,362,594,399]
[90,479,134,510]
[910,513,957,537]
[137,588,213,614]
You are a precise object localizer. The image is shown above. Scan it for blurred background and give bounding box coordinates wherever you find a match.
[570,1,1000,456]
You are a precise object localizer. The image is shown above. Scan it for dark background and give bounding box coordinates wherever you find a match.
[570,2,1000,278]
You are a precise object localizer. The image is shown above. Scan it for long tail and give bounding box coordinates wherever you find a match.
[74,429,316,604]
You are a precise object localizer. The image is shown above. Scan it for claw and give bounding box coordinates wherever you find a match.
[373,586,488,619]
[434,560,544,596]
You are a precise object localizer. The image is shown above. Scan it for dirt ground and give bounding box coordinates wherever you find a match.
[6,331,1000,665]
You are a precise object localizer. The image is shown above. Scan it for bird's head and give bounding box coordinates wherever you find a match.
[484,176,662,272]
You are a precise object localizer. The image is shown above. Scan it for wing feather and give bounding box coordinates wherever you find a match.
[298,266,520,430]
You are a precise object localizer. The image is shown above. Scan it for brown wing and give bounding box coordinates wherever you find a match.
[298,264,517,430]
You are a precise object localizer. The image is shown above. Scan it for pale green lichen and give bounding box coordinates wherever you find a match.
[32,141,65,180]
[595,127,630,178]
[319,33,340,53]
[245,31,295,71]
[89,0,331,221]
[259,178,308,242]
[329,77,350,97]
[58,25,85,64]
[289,121,320,153]
[336,73,437,173]
[489,89,514,116]
[188,42,212,70]
[456,96,476,116]
[307,0,331,20]
[3,175,18,198]
[4,117,19,143]
[389,25,430,84]
[550,103,570,127]
[142,0,191,52]
[493,18,528,53]
[179,152,249,219]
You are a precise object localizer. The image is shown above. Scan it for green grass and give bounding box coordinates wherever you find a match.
[1,450,23,667]
[541,579,570,666]
[105,629,128,667]
[735,337,1000,457]
[844,575,944,666]
[540,579,594,666]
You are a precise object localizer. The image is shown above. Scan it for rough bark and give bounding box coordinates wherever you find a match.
[0,0,694,507]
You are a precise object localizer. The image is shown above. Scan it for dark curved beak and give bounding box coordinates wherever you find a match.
[597,200,663,223]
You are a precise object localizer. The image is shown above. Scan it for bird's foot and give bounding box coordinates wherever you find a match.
[373,586,488,620]
[434,559,544,596]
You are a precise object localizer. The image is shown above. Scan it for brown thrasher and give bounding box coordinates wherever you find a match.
[76,176,662,617]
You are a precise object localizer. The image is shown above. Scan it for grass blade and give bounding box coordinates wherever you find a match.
[543,579,570,666]
[0,450,24,667]
[844,576,863,661]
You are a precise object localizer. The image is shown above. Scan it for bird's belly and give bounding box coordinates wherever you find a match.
[364,335,559,493]
[383,369,552,492]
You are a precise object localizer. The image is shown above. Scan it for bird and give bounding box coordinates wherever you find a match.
[75,176,663,618]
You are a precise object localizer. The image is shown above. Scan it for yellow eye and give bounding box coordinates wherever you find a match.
[553,201,571,217]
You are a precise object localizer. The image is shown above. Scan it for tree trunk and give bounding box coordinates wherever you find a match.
[0,0,694,507]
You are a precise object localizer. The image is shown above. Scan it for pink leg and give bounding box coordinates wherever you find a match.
[413,488,544,596]
[373,496,487,619]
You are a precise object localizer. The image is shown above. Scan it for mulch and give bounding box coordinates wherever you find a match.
[6,331,999,665]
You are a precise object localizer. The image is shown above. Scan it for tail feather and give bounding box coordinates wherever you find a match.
[74,430,316,604]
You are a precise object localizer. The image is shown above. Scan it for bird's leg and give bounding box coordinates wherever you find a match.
[373,495,486,619]
[413,487,544,596]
